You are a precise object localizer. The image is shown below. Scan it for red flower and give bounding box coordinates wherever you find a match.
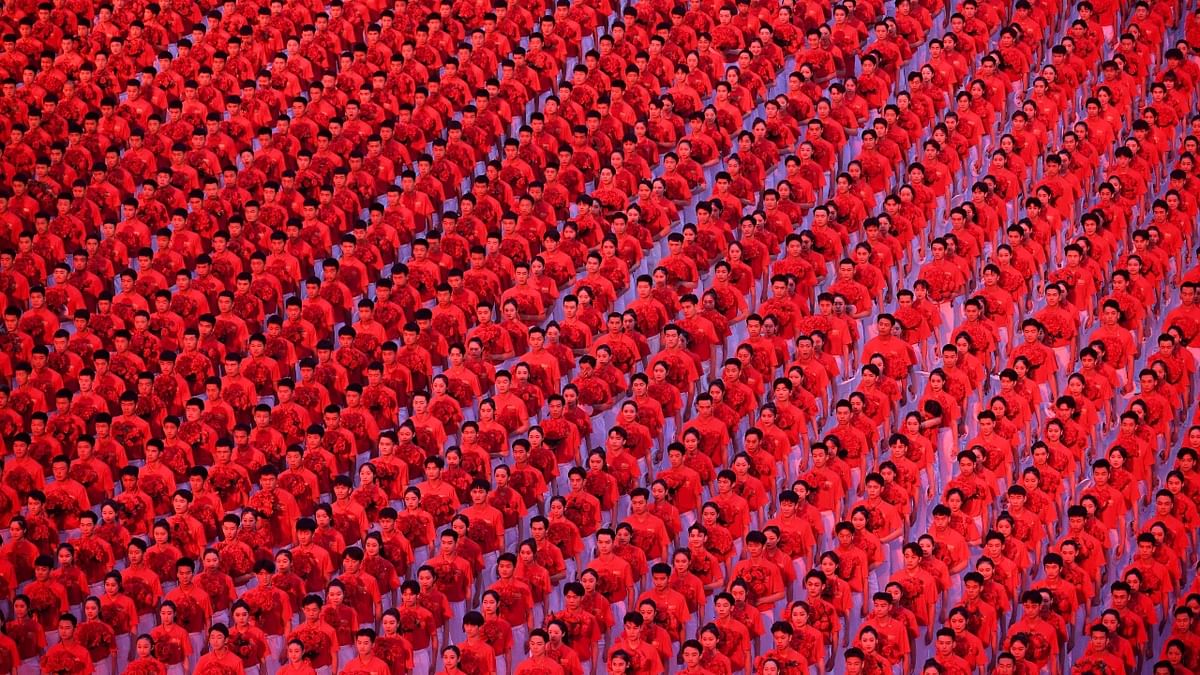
[351,486,387,515]
[99,601,132,633]
[155,635,185,664]
[739,564,771,603]
[27,584,61,624]
[397,610,424,635]
[125,660,164,675]
[68,464,99,490]
[3,468,33,497]
[146,548,179,582]
[243,587,279,624]
[42,648,87,675]
[140,474,171,507]
[458,647,490,675]
[44,488,77,522]
[229,632,262,662]
[373,636,410,667]
[170,518,198,553]
[173,594,206,632]
[421,494,456,526]
[480,619,507,646]
[563,499,595,531]
[292,626,332,662]
[124,575,158,613]
[195,662,242,675]
[396,512,432,547]
[77,621,115,655]
[466,521,498,551]
[217,544,254,577]
[248,490,281,519]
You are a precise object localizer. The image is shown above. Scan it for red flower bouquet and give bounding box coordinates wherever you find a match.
[396,609,424,636]
[277,473,312,509]
[421,494,456,526]
[290,549,319,581]
[688,553,713,580]
[477,428,506,457]
[159,446,191,479]
[100,601,132,633]
[111,420,147,450]
[196,572,231,608]
[42,648,87,674]
[229,631,264,663]
[140,474,172,509]
[595,569,624,599]
[2,468,32,499]
[174,594,206,632]
[221,384,252,415]
[76,621,116,661]
[68,463,99,491]
[124,575,158,613]
[216,544,254,577]
[394,443,426,477]
[125,659,165,675]
[154,637,185,665]
[115,493,149,528]
[195,662,243,675]
[302,453,334,488]
[340,577,370,614]
[243,588,280,629]
[248,489,281,519]
[507,471,538,508]
[583,473,615,510]
[706,528,734,558]
[27,584,61,625]
[466,521,498,551]
[169,518,198,555]
[373,635,410,668]
[432,560,465,595]
[189,502,219,539]
[351,487,387,516]
[441,467,472,503]
[145,548,178,582]
[396,512,432,547]
[490,488,522,528]
[459,452,487,480]
[333,512,362,545]
[372,461,402,497]
[292,626,333,663]
[480,618,509,648]
[563,499,595,532]
[739,565,771,603]
[44,488,77,525]
[458,647,489,675]
[547,521,578,556]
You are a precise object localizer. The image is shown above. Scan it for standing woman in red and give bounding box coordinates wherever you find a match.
[9,595,45,675]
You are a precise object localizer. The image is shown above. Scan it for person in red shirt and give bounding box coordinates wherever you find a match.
[607,613,663,675]
[338,629,392,675]
[194,624,245,675]
[728,531,786,620]
[514,630,564,675]
[39,614,93,675]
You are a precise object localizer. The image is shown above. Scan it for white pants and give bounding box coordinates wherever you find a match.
[413,647,432,675]
[116,634,132,672]
[265,636,284,675]
[337,645,356,670]
[189,631,205,670]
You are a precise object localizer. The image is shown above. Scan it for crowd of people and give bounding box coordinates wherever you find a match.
[1,0,1200,671]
